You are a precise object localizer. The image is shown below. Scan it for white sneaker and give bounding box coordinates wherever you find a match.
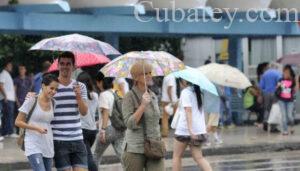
[9,133,19,138]
[215,138,223,145]
[0,136,4,141]
[204,142,212,147]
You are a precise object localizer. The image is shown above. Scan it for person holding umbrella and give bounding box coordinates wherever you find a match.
[171,68,215,171]
[121,61,165,171]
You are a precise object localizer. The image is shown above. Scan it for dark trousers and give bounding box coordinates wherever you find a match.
[1,100,15,136]
[247,103,264,123]
[82,129,98,171]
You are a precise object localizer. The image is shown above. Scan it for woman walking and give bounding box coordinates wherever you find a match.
[15,74,58,171]
[121,61,165,171]
[77,72,98,171]
[172,78,212,171]
[94,72,125,170]
[277,65,296,135]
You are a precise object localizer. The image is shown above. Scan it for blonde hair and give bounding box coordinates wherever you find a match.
[130,61,152,80]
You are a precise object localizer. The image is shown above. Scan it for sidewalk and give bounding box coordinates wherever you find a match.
[1,126,300,170]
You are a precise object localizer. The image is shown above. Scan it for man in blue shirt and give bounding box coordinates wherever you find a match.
[259,63,281,132]
[33,61,51,93]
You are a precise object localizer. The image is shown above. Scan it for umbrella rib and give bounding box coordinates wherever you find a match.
[154,59,167,76]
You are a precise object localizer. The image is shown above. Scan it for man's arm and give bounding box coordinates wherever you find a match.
[0,83,7,101]
[14,85,20,107]
[77,96,88,116]
[167,86,173,103]
[74,83,88,116]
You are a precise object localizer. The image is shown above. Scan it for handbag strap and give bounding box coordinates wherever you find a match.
[131,89,148,139]
[26,96,38,123]
[21,96,38,139]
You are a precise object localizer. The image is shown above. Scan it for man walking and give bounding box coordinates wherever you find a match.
[0,58,16,139]
[51,52,89,171]
[259,62,281,132]
[161,74,178,137]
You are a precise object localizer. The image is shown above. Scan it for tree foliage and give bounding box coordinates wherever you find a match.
[0,35,182,76]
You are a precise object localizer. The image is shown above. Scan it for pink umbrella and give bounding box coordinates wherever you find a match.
[48,52,111,72]
[277,53,300,65]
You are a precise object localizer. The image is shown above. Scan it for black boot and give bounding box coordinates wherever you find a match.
[263,122,268,131]
[270,124,280,133]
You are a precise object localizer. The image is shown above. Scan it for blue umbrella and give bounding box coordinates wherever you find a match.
[172,67,219,96]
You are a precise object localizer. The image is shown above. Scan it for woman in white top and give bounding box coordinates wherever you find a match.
[15,74,58,171]
[94,72,124,170]
[172,78,212,171]
[76,72,98,171]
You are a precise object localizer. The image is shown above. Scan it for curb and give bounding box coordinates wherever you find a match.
[2,141,300,170]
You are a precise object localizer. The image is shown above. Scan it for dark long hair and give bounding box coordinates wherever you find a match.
[179,78,202,110]
[193,84,203,110]
[76,72,94,100]
[283,65,296,88]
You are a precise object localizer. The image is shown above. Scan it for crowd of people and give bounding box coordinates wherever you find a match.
[244,62,299,135]
[0,52,299,171]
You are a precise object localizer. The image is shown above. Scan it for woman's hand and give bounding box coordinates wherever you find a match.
[190,132,198,140]
[141,92,151,106]
[35,126,47,134]
[26,92,36,100]
[100,130,106,144]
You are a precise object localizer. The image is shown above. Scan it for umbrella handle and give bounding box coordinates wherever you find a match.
[143,60,148,92]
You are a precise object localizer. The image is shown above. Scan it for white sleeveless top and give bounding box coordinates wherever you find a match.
[19,97,54,158]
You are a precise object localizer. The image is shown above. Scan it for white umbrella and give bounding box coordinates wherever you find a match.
[197,63,251,89]
[30,33,120,55]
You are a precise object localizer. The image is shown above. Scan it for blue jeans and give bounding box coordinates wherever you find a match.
[1,100,15,136]
[278,100,294,132]
[27,153,52,171]
[0,100,3,121]
[220,100,233,126]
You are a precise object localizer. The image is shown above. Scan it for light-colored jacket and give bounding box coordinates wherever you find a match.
[122,86,161,154]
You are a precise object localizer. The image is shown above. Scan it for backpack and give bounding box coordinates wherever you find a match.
[109,91,126,132]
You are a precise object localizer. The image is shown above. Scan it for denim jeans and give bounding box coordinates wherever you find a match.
[27,153,52,171]
[278,100,294,132]
[220,100,233,126]
[0,100,3,125]
[1,100,15,136]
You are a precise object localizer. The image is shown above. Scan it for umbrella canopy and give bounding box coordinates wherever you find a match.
[277,53,300,65]
[197,63,251,89]
[30,33,120,55]
[48,52,111,72]
[172,67,219,96]
[100,51,185,78]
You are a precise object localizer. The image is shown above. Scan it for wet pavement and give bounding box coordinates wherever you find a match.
[2,125,300,170]
[178,150,300,171]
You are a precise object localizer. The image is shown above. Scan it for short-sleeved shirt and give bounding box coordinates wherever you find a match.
[0,70,15,101]
[98,89,115,128]
[51,79,87,141]
[80,92,98,130]
[161,74,178,103]
[175,86,207,136]
[19,97,55,158]
[33,72,43,94]
[14,76,32,105]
